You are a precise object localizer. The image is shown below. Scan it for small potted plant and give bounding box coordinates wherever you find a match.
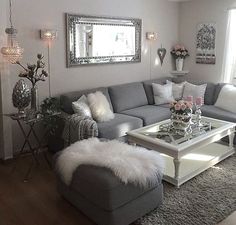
[40,97,64,153]
[170,45,189,71]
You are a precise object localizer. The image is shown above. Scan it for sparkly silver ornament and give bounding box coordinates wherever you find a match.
[12,79,31,114]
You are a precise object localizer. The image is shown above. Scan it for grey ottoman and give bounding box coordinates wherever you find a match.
[57,164,163,225]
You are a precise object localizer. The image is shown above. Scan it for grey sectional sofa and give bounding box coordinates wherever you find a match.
[57,77,235,225]
[60,77,236,142]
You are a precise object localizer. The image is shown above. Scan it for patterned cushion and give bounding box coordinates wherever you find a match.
[72,95,92,118]
[182,82,207,104]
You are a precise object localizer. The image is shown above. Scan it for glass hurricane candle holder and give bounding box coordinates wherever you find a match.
[195,97,203,127]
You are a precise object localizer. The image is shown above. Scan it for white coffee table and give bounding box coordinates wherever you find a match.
[127,116,235,187]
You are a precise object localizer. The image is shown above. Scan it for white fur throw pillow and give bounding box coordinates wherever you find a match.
[87,91,114,122]
[152,82,174,105]
[215,84,236,113]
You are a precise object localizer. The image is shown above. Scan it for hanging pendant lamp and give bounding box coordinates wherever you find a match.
[1,0,24,64]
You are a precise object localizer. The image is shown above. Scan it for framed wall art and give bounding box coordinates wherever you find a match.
[196,23,216,64]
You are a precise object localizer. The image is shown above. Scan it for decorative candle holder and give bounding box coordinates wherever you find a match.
[195,97,203,127]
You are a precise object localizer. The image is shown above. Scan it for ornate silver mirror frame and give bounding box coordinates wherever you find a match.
[66,13,142,67]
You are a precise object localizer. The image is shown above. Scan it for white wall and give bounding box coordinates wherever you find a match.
[179,0,236,83]
[0,0,13,159]
[0,0,179,154]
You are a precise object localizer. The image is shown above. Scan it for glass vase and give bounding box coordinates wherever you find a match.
[31,86,39,112]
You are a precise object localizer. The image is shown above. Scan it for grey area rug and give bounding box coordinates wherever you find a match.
[135,154,236,225]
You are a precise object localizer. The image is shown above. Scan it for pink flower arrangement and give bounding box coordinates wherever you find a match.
[171,44,189,59]
[170,100,192,114]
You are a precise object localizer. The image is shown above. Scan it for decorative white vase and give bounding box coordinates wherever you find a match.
[176,58,184,71]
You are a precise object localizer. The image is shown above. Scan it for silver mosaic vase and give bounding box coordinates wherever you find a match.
[171,112,192,135]
[12,79,31,115]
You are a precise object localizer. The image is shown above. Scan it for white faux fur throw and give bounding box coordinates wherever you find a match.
[56,138,164,187]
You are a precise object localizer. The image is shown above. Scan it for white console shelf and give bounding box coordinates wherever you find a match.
[171,70,189,77]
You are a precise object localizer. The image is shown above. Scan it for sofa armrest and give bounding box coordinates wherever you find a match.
[62,113,98,145]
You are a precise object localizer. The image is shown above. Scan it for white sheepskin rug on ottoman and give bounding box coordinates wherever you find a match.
[56,138,164,187]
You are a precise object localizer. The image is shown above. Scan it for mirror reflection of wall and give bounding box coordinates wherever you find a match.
[76,24,93,57]
[76,24,135,58]
[92,25,135,57]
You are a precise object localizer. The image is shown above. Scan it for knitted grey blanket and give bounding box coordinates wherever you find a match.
[63,114,98,144]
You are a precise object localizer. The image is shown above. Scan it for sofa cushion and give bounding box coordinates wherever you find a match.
[215,84,236,114]
[182,82,207,104]
[72,95,92,117]
[108,82,148,113]
[172,78,216,105]
[167,80,186,100]
[70,165,162,211]
[152,83,174,105]
[213,83,226,104]
[143,77,172,105]
[87,91,115,122]
[201,105,236,123]
[158,103,170,108]
[121,105,171,126]
[60,87,113,114]
[97,113,143,139]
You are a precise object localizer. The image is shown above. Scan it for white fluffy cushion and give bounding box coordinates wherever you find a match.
[215,84,236,113]
[87,91,114,122]
[152,83,174,105]
[182,82,207,103]
[166,80,186,100]
[72,95,92,118]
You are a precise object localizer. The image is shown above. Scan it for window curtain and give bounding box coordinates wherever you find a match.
[222,9,236,83]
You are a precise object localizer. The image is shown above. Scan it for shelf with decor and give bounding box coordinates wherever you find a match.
[171,70,189,77]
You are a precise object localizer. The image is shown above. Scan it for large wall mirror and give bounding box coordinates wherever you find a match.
[66,14,142,67]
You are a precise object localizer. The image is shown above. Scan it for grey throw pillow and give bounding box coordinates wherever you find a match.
[72,95,92,118]
[182,82,207,103]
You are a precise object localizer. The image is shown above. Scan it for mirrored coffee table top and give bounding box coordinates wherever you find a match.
[128,116,235,149]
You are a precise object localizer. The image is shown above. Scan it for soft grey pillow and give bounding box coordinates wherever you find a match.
[166,80,186,100]
[72,95,92,118]
[182,82,207,103]
[152,83,174,105]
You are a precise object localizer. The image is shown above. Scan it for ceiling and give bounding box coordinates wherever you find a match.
[168,0,193,2]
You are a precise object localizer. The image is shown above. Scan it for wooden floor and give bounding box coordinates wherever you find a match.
[0,153,235,225]
[0,154,95,225]
[218,212,236,225]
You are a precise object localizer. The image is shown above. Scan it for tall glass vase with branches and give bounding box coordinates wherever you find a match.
[16,54,48,111]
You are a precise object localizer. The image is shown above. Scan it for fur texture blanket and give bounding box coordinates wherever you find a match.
[56,138,164,187]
